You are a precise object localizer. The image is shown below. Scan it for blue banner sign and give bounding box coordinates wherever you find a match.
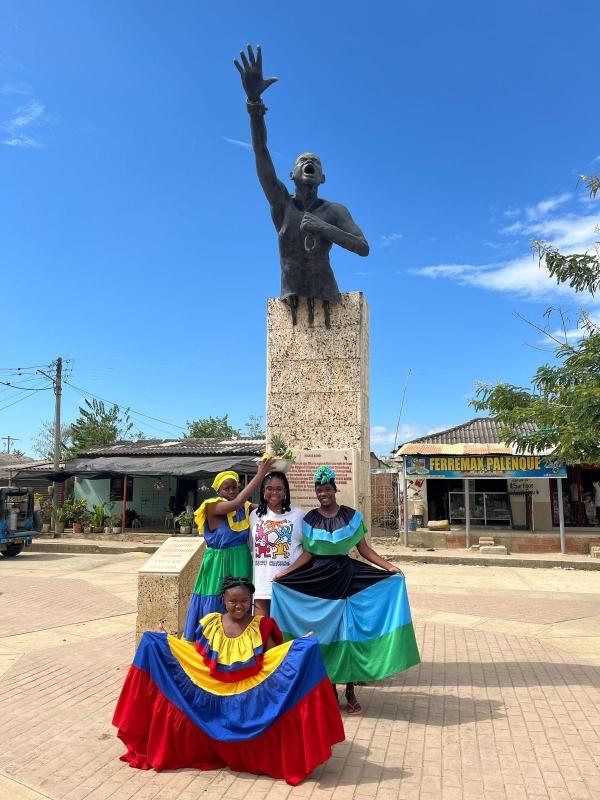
[404,454,567,479]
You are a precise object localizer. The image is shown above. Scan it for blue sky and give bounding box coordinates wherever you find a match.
[1,1,599,457]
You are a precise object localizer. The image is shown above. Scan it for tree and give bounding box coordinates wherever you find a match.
[32,421,74,460]
[472,174,600,463]
[244,414,265,437]
[69,399,134,454]
[533,175,600,294]
[1,447,25,458]
[184,414,241,439]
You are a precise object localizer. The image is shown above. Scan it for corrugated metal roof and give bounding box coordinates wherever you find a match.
[0,453,34,467]
[397,442,514,455]
[74,437,266,458]
[396,418,537,446]
[394,418,553,456]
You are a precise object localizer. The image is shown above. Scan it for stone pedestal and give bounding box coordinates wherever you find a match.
[136,536,205,646]
[266,292,370,528]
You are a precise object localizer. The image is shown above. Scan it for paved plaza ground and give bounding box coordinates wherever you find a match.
[1,550,599,800]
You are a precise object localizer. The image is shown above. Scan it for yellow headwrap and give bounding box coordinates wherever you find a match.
[211,470,240,491]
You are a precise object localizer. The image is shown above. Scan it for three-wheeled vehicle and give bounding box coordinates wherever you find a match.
[0,486,41,557]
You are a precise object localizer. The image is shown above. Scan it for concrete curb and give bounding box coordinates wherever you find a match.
[28,539,600,569]
[30,541,158,556]
[387,552,600,571]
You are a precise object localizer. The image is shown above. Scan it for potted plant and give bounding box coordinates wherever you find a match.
[259,434,295,473]
[82,511,93,534]
[70,498,88,534]
[90,504,107,533]
[54,505,67,535]
[176,509,194,535]
[110,513,122,534]
[40,497,53,533]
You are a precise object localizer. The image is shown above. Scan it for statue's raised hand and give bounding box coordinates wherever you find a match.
[234,45,278,102]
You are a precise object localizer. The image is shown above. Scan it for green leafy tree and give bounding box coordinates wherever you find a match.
[69,399,134,454]
[184,414,240,439]
[244,414,265,437]
[473,174,600,463]
[533,175,600,294]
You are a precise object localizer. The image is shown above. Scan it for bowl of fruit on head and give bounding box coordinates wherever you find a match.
[260,434,295,473]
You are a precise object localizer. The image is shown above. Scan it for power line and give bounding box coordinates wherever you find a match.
[0,379,52,391]
[0,389,41,413]
[0,364,56,371]
[64,380,186,431]
[0,374,43,395]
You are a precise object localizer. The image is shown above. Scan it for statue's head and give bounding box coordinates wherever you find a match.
[290,153,325,188]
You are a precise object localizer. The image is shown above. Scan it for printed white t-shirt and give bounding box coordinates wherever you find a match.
[249,506,305,599]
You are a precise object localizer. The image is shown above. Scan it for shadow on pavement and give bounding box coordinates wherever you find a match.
[367,690,505,724]
[0,552,75,561]
[402,660,600,688]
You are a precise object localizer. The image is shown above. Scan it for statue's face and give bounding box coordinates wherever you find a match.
[291,153,324,187]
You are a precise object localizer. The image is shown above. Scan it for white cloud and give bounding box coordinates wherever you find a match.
[414,186,600,301]
[378,232,403,249]
[222,136,252,150]
[540,310,600,345]
[371,422,449,450]
[410,263,484,279]
[355,270,373,276]
[1,93,47,148]
[371,424,423,449]
[7,100,44,129]
[3,134,42,148]
[525,192,572,221]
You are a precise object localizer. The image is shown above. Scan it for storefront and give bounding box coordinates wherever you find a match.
[402,452,569,550]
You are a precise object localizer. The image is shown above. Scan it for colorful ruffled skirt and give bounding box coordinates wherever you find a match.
[113,632,344,785]
[183,543,253,641]
[271,555,420,684]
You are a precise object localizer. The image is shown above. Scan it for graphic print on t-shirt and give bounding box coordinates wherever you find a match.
[254,518,293,561]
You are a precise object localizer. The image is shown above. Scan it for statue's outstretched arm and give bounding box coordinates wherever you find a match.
[300,206,370,257]
[234,45,287,209]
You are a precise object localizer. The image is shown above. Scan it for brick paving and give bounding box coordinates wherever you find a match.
[0,576,135,637]
[409,591,600,625]
[1,554,600,799]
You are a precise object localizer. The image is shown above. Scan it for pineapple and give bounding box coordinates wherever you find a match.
[269,433,287,456]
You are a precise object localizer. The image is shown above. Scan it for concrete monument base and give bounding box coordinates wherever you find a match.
[266,291,371,529]
[136,536,205,645]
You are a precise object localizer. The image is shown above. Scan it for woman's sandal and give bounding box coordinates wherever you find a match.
[345,687,362,715]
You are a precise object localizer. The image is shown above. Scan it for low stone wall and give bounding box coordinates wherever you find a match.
[136,536,205,645]
[407,529,600,554]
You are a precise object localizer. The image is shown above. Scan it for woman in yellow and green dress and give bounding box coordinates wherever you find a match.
[183,459,275,641]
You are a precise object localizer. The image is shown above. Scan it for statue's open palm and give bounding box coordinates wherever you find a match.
[234,45,278,102]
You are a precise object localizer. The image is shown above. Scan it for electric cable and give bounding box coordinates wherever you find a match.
[63,380,186,431]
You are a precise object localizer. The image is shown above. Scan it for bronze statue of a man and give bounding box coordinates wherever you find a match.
[235,45,369,328]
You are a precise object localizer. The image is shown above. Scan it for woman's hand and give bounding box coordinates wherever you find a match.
[258,456,277,476]
[388,564,404,576]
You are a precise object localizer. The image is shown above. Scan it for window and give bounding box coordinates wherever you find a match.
[110,476,133,501]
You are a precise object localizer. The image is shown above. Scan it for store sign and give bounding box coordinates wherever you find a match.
[404,454,566,479]
[508,479,539,495]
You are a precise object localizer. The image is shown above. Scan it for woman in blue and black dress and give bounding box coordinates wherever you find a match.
[271,465,420,714]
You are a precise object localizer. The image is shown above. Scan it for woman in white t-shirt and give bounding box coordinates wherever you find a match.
[249,471,305,615]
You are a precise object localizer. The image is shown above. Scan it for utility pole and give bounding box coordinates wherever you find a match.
[52,358,62,528]
[1,435,20,487]
[38,358,63,529]
[1,435,20,454]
